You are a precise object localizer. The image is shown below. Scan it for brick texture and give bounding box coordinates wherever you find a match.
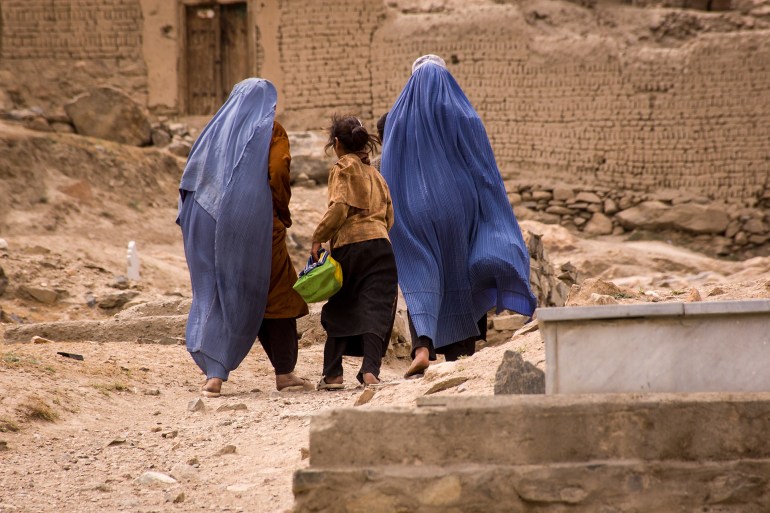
[276,0,386,127]
[1,0,143,60]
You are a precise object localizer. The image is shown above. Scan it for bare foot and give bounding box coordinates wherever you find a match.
[362,373,380,385]
[201,377,223,397]
[276,372,314,391]
[404,347,430,378]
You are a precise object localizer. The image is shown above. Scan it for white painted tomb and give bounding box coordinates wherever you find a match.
[537,300,770,394]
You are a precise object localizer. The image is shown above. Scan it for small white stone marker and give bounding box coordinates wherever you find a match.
[127,240,140,281]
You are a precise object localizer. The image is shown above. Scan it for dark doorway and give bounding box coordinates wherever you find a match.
[184,2,250,115]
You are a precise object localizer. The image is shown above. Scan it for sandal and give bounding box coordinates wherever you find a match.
[317,378,345,391]
[277,378,315,392]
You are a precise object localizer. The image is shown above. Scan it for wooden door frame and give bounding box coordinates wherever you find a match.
[177,0,255,115]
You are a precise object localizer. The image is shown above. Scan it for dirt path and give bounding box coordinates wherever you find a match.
[0,326,545,513]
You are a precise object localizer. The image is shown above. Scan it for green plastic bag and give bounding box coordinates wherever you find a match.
[292,249,343,303]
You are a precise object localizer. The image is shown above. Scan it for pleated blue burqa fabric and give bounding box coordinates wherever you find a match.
[177,78,275,371]
[381,59,537,349]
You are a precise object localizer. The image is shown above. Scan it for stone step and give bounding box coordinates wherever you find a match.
[2,315,186,344]
[296,394,770,512]
[294,459,770,512]
[308,394,770,468]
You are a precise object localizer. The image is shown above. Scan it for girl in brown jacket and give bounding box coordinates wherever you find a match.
[312,116,398,388]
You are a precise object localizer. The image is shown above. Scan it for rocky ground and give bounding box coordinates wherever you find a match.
[1,120,769,513]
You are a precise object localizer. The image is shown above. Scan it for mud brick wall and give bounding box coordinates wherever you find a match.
[0,0,147,112]
[1,0,143,60]
[276,0,386,128]
[371,11,770,204]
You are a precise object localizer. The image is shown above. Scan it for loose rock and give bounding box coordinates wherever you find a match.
[216,444,237,456]
[166,490,185,503]
[424,377,470,395]
[18,286,58,305]
[187,398,205,412]
[136,471,177,486]
[98,292,139,310]
[494,350,545,394]
[354,388,376,406]
[216,403,248,412]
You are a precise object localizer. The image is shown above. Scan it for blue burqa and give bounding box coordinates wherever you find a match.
[381,62,537,349]
[177,78,275,370]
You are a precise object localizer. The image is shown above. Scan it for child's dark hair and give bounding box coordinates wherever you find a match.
[325,115,380,155]
[376,112,388,142]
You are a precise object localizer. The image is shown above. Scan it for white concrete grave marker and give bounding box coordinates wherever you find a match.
[127,240,140,281]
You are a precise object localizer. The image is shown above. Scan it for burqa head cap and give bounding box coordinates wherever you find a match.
[411,54,446,74]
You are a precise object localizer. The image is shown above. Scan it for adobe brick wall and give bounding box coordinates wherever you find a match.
[275,0,386,128]
[369,10,770,203]
[0,0,148,113]
[1,0,142,60]
[1,0,768,208]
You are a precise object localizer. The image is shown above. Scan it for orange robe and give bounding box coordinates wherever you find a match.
[263,122,309,319]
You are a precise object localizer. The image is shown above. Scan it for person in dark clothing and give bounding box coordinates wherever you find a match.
[311,115,398,388]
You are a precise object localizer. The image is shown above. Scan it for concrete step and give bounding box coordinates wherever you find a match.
[308,394,770,468]
[295,394,770,512]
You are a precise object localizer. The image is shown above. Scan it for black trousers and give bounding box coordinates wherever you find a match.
[409,313,488,362]
[323,333,385,384]
[258,317,298,375]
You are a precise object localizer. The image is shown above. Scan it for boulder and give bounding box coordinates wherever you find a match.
[666,204,730,234]
[151,128,172,148]
[583,212,613,235]
[616,201,729,234]
[167,140,192,158]
[64,87,152,146]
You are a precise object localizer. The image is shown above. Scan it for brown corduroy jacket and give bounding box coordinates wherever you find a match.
[312,153,394,249]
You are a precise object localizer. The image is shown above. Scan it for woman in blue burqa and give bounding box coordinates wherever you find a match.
[381,55,538,378]
[177,78,312,397]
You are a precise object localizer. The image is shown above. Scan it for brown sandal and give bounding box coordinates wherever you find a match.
[317,378,345,391]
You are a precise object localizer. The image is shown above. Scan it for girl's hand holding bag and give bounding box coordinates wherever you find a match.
[292,248,343,303]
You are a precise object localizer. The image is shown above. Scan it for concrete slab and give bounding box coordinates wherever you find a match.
[538,299,770,394]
